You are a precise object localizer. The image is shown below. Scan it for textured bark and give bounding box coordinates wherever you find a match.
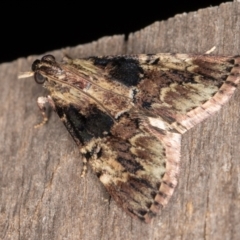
[1,2,240,240]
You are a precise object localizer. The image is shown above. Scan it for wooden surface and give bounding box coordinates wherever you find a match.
[1,2,240,240]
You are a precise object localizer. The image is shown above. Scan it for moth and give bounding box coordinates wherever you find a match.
[19,53,240,223]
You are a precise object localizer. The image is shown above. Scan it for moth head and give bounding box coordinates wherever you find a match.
[18,54,62,84]
[32,55,62,85]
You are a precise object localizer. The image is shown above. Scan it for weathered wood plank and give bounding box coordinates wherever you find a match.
[1,2,240,239]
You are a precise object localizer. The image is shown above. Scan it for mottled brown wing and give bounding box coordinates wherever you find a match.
[136,54,240,133]
[29,53,240,223]
[81,53,240,222]
[51,99,181,223]
[93,116,181,223]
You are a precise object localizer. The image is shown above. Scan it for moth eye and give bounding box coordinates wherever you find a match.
[34,72,47,84]
[32,59,41,71]
[41,55,55,62]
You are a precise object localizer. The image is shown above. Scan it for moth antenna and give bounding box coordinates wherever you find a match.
[18,71,34,79]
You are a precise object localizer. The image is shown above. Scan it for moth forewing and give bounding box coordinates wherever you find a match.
[19,53,240,223]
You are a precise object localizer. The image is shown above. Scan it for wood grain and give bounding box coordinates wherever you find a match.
[1,2,240,240]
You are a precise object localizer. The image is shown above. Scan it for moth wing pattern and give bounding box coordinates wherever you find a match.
[23,52,240,223]
[136,53,240,133]
[54,100,181,223]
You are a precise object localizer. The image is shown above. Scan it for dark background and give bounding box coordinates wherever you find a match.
[1,0,227,63]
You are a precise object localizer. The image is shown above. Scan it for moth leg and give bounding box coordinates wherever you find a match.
[35,95,56,128]
[80,157,88,177]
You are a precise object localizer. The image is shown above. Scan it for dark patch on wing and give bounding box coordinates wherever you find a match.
[127,177,155,198]
[56,105,92,144]
[117,156,144,174]
[228,58,235,65]
[85,107,114,136]
[158,191,167,199]
[151,57,160,65]
[192,57,234,82]
[137,209,148,216]
[128,176,155,190]
[142,101,152,109]
[163,181,175,189]
[225,80,238,87]
[55,104,113,144]
[169,69,197,83]
[91,56,144,86]
[146,53,155,57]
[150,191,157,198]
[127,208,145,221]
